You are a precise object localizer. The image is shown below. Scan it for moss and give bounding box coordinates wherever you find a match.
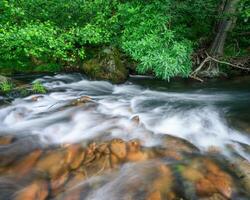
[82,47,128,83]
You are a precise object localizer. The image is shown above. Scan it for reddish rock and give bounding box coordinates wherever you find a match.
[35,150,68,178]
[9,149,42,178]
[203,160,232,198]
[196,178,217,197]
[15,180,48,200]
[206,172,232,199]
[65,144,85,170]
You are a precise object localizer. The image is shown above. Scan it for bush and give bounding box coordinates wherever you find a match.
[32,81,47,94]
[0,0,247,80]
[0,81,13,93]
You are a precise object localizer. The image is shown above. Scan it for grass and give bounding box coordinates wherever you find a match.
[0,81,13,93]
[32,81,47,94]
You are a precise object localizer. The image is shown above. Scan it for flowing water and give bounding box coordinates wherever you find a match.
[0,73,250,200]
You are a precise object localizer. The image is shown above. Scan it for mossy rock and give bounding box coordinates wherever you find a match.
[82,47,128,84]
[0,75,11,84]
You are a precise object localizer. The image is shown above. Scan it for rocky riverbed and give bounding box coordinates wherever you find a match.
[0,74,249,200]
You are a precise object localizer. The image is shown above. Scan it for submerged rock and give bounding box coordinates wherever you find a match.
[180,158,233,199]
[231,158,250,194]
[65,144,85,170]
[161,134,199,154]
[35,150,68,179]
[15,180,48,200]
[83,47,128,83]
[0,135,14,145]
[147,164,174,200]
[0,138,242,200]
[6,149,42,178]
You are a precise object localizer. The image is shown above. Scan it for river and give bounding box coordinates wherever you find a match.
[0,73,249,200]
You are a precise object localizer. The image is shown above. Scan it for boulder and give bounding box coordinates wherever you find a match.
[35,150,68,178]
[83,47,128,83]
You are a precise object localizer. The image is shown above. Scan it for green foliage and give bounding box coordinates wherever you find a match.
[0,0,248,80]
[32,81,47,94]
[0,81,13,93]
[118,1,194,79]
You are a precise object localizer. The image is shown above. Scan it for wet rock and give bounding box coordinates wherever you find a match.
[15,180,48,200]
[146,190,162,200]
[50,171,69,196]
[0,135,14,145]
[182,165,204,182]
[204,160,232,198]
[207,146,221,154]
[191,159,233,199]
[65,172,86,190]
[150,164,174,199]
[83,143,97,165]
[35,150,68,178]
[8,149,42,178]
[82,47,128,84]
[70,96,92,107]
[159,148,183,160]
[179,158,233,199]
[62,172,86,200]
[31,95,44,102]
[0,135,43,167]
[126,140,148,162]
[110,139,127,160]
[65,144,85,170]
[200,193,227,200]
[96,143,110,155]
[196,178,217,197]
[131,115,140,125]
[230,158,250,194]
[85,151,111,176]
[161,135,199,154]
[127,148,149,162]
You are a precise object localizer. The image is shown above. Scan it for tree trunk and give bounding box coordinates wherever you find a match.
[210,0,240,57]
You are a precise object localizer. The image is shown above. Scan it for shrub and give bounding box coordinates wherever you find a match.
[32,81,47,94]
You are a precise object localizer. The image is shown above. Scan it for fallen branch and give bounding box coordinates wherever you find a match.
[191,56,210,76]
[209,56,250,71]
[192,52,250,76]
[189,75,204,82]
